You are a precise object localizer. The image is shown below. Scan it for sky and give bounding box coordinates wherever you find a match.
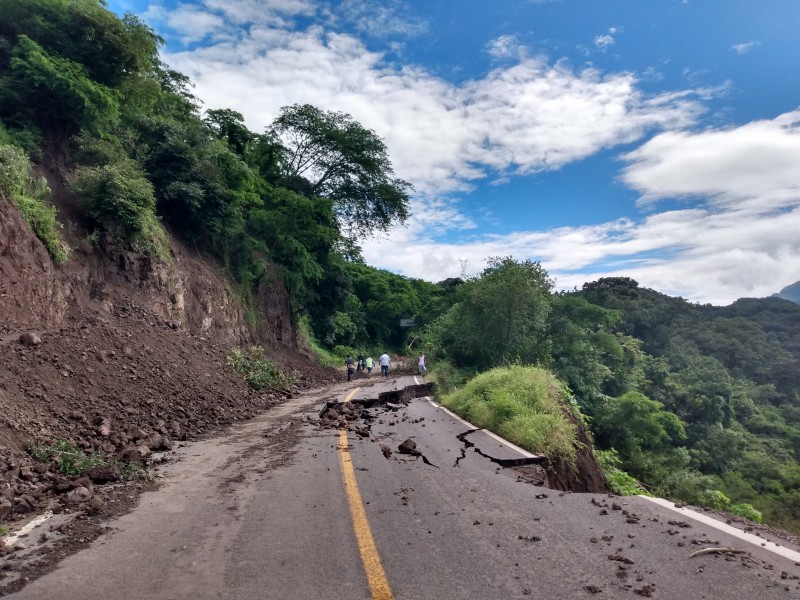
[106,0,800,305]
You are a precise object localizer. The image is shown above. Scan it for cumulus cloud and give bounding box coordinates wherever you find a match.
[365,111,800,304]
[486,35,526,61]
[165,24,704,197]
[621,110,800,212]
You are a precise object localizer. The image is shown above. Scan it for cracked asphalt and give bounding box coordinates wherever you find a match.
[7,376,800,599]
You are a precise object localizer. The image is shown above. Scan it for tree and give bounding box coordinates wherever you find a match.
[426,257,553,369]
[269,104,410,237]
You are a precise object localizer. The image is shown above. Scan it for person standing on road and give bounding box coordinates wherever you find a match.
[418,354,427,375]
[379,352,390,377]
[357,353,365,372]
[345,354,356,381]
[365,355,374,376]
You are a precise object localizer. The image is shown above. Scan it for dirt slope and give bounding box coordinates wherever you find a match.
[0,186,335,533]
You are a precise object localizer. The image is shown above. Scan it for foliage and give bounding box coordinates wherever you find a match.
[729,503,763,523]
[595,449,649,496]
[425,257,553,370]
[0,524,6,536]
[227,346,293,391]
[442,366,578,467]
[270,103,411,237]
[28,439,106,476]
[0,141,69,263]
[69,159,169,259]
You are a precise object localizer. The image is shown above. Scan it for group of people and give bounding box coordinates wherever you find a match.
[344,352,426,381]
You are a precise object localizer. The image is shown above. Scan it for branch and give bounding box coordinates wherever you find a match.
[688,547,746,558]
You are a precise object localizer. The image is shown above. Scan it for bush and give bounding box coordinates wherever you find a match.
[227,346,293,391]
[69,159,169,259]
[729,503,763,523]
[441,365,578,467]
[596,449,649,496]
[699,489,731,510]
[0,142,69,264]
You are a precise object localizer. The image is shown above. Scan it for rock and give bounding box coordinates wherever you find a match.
[146,434,172,451]
[67,486,92,504]
[117,446,147,464]
[85,464,121,484]
[0,497,12,517]
[18,332,41,346]
[397,439,418,454]
[12,497,34,514]
[380,444,392,458]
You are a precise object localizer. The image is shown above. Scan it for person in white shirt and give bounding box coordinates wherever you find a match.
[379,353,390,377]
[418,354,427,375]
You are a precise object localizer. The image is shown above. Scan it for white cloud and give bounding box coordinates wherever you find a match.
[365,111,800,304]
[486,35,525,60]
[594,34,615,51]
[165,26,704,198]
[331,0,426,37]
[731,40,761,55]
[621,110,800,212]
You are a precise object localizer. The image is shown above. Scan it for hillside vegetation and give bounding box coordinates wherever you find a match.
[2,0,800,535]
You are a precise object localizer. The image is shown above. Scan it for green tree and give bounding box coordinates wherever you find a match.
[270,103,410,237]
[426,257,552,369]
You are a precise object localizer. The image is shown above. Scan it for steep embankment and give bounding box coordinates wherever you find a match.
[0,184,334,528]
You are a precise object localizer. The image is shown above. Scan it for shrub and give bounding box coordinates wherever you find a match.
[441,365,578,467]
[69,159,169,259]
[0,142,69,264]
[596,449,649,496]
[729,503,763,523]
[699,489,731,510]
[227,346,293,391]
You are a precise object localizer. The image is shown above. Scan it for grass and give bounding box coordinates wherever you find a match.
[0,525,7,536]
[227,346,294,391]
[27,439,146,479]
[0,142,70,265]
[441,365,579,468]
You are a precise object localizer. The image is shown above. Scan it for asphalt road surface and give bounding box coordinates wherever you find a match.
[8,376,800,599]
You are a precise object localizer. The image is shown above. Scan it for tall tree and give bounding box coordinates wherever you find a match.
[269,103,410,237]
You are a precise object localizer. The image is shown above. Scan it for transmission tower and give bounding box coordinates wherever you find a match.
[458,259,469,280]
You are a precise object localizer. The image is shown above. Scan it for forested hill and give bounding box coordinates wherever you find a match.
[775,281,800,305]
[575,278,800,532]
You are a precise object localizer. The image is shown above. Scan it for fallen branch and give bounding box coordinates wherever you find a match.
[689,547,747,558]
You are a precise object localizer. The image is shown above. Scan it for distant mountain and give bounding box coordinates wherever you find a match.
[774,281,800,305]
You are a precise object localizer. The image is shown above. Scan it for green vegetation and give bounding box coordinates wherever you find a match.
[0,140,69,263]
[442,366,578,468]
[227,346,294,391]
[595,450,649,496]
[0,524,7,536]
[28,439,106,476]
[28,438,146,479]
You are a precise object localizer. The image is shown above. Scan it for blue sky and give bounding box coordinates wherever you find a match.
[106,0,800,304]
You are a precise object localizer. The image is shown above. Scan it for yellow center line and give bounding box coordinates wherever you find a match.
[343,387,361,404]
[337,386,394,600]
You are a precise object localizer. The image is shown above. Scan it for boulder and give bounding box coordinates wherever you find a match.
[18,332,41,346]
[67,486,92,504]
[85,464,121,484]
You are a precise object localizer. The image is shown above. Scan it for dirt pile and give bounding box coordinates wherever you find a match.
[0,301,334,529]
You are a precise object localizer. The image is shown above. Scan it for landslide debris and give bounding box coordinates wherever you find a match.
[0,307,333,533]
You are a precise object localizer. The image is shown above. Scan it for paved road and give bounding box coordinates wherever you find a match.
[9,376,800,599]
